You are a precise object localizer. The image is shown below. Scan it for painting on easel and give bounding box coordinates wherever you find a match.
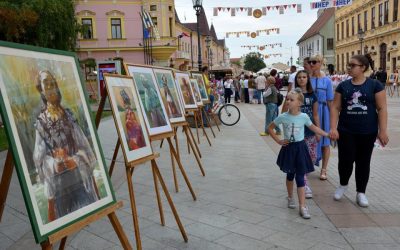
[0,42,115,243]
[190,78,204,106]
[104,74,153,163]
[152,68,186,124]
[174,72,197,109]
[190,72,209,101]
[125,64,172,136]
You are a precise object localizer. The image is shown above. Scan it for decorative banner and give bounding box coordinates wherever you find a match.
[264,53,283,58]
[226,28,280,38]
[240,43,283,50]
[310,0,352,9]
[213,4,302,17]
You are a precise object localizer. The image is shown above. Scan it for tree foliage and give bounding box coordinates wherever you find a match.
[0,0,81,51]
[243,52,266,73]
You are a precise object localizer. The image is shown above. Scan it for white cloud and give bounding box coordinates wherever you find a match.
[175,0,320,64]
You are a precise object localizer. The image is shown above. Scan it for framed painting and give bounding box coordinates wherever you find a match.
[174,71,197,109]
[0,41,115,243]
[152,67,186,124]
[103,74,153,163]
[190,78,204,106]
[190,72,209,101]
[124,64,172,136]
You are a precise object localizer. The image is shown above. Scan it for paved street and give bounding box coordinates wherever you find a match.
[0,94,399,250]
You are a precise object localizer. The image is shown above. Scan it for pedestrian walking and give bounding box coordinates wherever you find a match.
[224,76,233,104]
[234,76,241,103]
[260,76,281,136]
[243,75,250,103]
[330,55,389,207]
[255,73,267,104]
[268,88,329,219]
[309,55,334,180]
[294,70,320,199]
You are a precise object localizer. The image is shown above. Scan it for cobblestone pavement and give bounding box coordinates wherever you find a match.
[0,94,399,249]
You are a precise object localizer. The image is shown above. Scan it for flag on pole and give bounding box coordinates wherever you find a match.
[140,10,160,40]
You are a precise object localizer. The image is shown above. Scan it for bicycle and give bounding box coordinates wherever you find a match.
[211,93,241,126]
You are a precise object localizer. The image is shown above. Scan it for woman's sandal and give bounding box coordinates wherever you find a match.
[320,169,328,180]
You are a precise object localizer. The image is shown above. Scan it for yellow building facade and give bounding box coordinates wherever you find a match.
[335,0,400,73]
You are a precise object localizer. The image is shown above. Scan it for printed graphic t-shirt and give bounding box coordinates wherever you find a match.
[301,92,318,137]
[274,112,312,142]
[335,78,384,134]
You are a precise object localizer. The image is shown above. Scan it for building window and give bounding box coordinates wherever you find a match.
[169,5,173,11]
[364,11,368,31]
[341,21,344,40]
[341,54,345,72]
[379,3,383,26]
[357,14,361,32]
[317,39,320,51]
[346,52,350,64]
[336,23,340,41]
[151,17,157,26]
[371,7,376,29]
[384,0,389,24]
[394,0,399,21]
[352,51,355,56]
[327,38,334,50]
[351,16,355,35]
[111,18,122,39]
[150,5,157,11]
[82,18,93,39]
[169,17,173,37]
[337,54,340,71]
[346,19,349,37]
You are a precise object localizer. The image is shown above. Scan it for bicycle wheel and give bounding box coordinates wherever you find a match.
[218,104,240,126]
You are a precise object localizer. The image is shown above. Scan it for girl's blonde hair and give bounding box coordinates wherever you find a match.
[289,88,304,104]
[266,76,276,84]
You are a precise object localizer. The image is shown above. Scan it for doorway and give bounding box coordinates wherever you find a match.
[379,43,387,69]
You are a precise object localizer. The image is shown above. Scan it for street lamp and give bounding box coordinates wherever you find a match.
[357,28,365,55]
[192,0,203,70]
[205,35,211,68]
[209,50,213,70]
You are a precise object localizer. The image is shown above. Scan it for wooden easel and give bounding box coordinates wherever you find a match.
[202,99,221,133]
[168,121,205,193]
[186,107,212,147]
[95,91,188,249]
[0,151,132,250]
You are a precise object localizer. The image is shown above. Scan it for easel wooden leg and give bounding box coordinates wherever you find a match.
[193,111,200,144]
[186,125,202,158]
[160,139,164,148]
[126,168,142,250]
[210,112,221,132]
[166,138,196,201]
[108,140,121,177]
[201,107,215,138]
[183,126,205,177]
[151,160,188,243]
[151,165,165,226]
[171,129,179,192]
[108,212,133,250]
[0,151,13,222]
[59,237,67,250]
[198,109,212,146]
[41,240,52,250]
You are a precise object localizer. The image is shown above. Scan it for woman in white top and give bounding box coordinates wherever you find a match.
[224,77,233,103]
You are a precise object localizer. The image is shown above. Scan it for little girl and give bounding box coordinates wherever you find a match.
[294,71,320,199]
[268,88,329,219]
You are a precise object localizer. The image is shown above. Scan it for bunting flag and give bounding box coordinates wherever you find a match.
[264,53,283,58]
[240,43,283,50]
[225,28,280,38]
[213,4,302,17]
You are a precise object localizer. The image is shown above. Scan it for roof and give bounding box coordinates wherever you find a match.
[230,58,241,63]
[297,8,335,44]
[182,8,210,36]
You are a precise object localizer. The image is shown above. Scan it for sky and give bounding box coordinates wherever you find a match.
[174,0,320,66]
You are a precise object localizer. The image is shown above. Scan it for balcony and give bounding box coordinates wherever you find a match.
[175,51,191,60]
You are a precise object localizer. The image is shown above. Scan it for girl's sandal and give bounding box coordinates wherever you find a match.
[320,169,327,180]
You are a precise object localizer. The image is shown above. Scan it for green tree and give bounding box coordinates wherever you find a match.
[243,52,266,73]
[0,0,81,51]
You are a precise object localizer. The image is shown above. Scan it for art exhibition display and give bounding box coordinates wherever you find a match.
[174,71,197,109]
[190,72,209,101]
[0,42,116,243]
[190,78,204,106]
[152,68,186,123]
[103,74,153,163]
[125,64,172,136]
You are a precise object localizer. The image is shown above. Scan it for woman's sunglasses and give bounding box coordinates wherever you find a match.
[308,60,319,65]
[347,63,363,69]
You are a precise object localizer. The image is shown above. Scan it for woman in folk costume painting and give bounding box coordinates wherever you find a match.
[33,70,98,222]
[120,88,146,150]
[161,74,181,118]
